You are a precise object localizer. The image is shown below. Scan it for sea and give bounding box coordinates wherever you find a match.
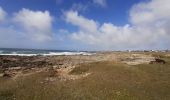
[0,48,94,56]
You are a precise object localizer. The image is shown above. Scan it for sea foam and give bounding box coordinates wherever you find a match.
[0,52,94,56]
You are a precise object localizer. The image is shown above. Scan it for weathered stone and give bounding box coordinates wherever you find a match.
[149,58,166,64]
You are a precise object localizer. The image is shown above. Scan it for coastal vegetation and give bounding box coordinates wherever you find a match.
[0,53,170,100]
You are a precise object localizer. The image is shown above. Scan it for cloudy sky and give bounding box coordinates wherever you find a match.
[0,0,170,50]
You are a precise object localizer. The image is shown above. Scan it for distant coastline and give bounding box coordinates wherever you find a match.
[0,48,95,56]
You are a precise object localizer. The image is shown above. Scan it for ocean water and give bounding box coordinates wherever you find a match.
[0,48,94,56]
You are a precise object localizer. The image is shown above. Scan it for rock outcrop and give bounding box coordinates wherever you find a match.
[149,58,166,64]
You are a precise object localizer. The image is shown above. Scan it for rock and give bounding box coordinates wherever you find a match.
[0,73,3,77]
[0,55,54,68]
[8,67,22,70]
[155,58,166,64]
[149,58,166,64]
[3,73,12,78]
[53,65,59,69]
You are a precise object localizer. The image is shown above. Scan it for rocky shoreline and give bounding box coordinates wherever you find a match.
[0,52,166,79]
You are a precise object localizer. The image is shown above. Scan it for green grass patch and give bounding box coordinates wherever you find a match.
[0,59,170,100]
[69,64,90,75]
[0,90,14,100]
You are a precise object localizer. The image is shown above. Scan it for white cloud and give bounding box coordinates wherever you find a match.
[65,0,170,50]
[0,7,55,49]
[129,0,170,41]
[0,7,6,22]
[65,11,98,33]
[13,8,53,42]
[93,0,107,7]
[130,0,170,26]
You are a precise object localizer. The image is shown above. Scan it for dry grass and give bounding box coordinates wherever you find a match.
[0,56,170,100]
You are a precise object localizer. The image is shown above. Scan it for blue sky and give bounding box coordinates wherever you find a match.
[0,0,170,50]
[0,0,142,28]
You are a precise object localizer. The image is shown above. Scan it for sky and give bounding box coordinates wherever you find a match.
[0,0,170,51]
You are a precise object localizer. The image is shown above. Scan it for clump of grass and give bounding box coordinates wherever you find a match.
[0,90,14,100]
[69,65,90,75]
